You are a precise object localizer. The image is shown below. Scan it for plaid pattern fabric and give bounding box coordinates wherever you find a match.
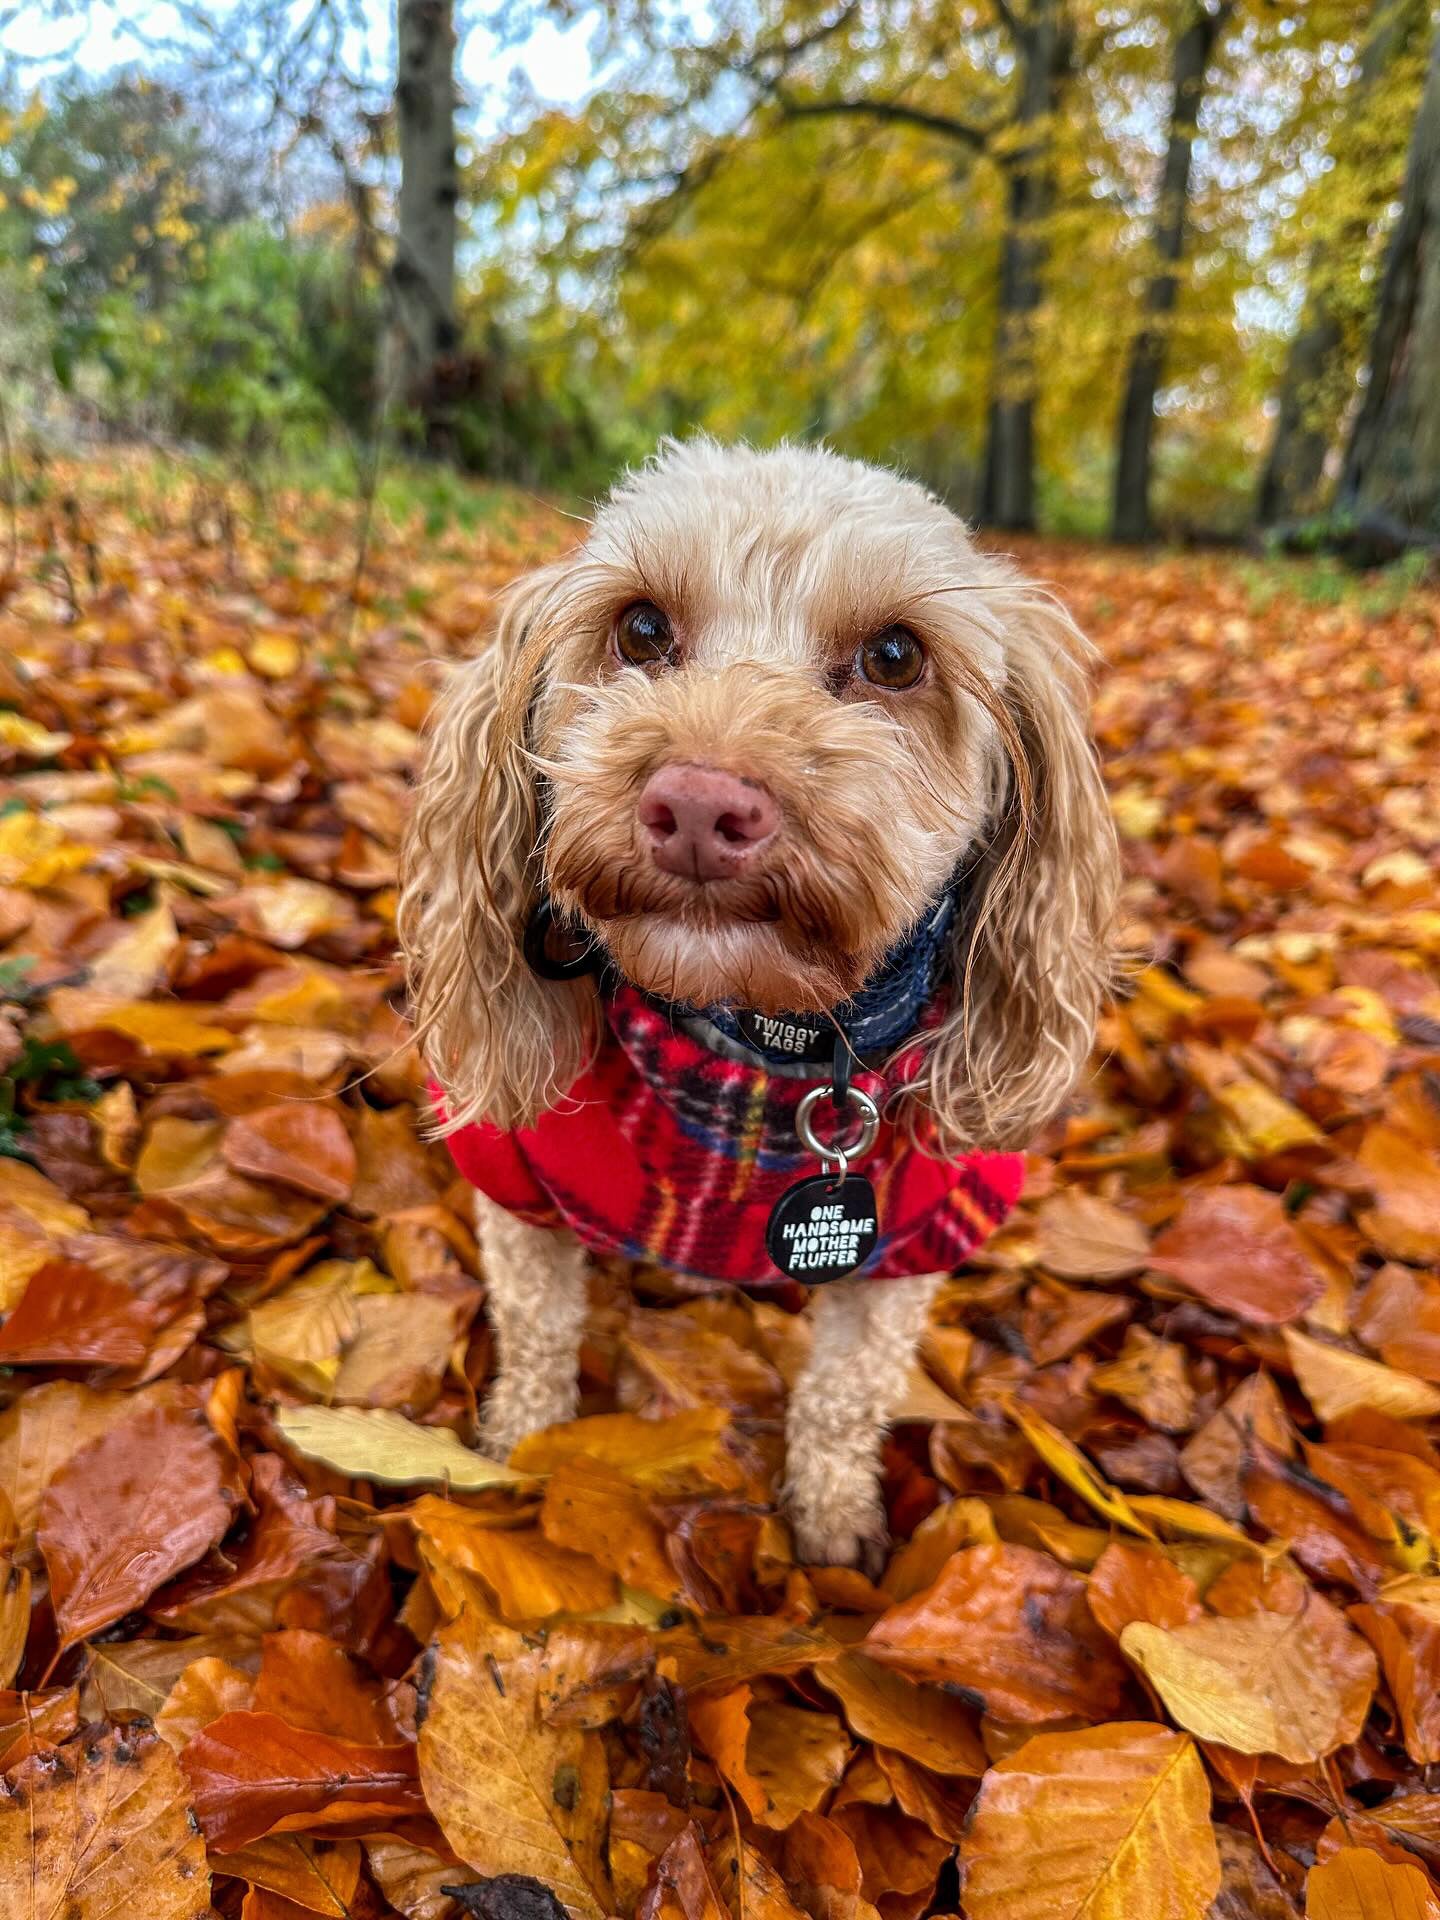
[440,983,1023,1288]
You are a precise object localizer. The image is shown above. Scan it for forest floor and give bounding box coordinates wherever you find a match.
[2,453,1440,1919]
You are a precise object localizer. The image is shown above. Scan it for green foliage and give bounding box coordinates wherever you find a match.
[88,219,380,452]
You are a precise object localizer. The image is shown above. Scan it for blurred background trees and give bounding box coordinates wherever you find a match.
[0,0,1436,543]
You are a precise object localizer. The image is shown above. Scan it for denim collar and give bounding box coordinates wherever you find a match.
[672,889,956,1071]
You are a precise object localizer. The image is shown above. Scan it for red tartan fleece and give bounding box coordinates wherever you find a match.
[437,983,1023,1288]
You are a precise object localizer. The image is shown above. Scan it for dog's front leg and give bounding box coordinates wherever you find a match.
[783,1271,943,1574]
[473,1190,589,1461]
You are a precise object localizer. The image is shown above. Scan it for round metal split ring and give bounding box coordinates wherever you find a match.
[795,1083,880,1166]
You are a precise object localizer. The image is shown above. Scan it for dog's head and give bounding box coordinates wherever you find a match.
[400,440,1119,1152]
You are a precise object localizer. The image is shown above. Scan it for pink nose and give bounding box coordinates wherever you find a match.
[638,763,780,881]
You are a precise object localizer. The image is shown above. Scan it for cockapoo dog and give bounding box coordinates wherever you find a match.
[399,440,1118,1569]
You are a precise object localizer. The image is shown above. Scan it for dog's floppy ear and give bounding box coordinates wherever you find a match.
[399,563,595,1132]
[920,589,1120,1153]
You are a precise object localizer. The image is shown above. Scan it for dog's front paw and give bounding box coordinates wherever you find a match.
[477,1375,577,1464]
[788,1488,889,1580]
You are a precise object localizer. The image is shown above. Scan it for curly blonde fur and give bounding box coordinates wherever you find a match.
[399,439,1120,1568]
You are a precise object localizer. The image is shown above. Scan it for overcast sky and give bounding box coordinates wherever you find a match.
[0,1,597,129]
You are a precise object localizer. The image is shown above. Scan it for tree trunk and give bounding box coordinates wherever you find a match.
[1338,32,1440,535]
[978,0,1071,532]
[1258,0,1427,525]
[392,0,459,425]
[1110,1,1233,543]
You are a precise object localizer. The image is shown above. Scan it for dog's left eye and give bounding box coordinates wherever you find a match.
[614,601,675,667]
[857,624,925,690]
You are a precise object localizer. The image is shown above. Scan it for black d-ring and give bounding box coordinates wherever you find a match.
[522,897,601,980]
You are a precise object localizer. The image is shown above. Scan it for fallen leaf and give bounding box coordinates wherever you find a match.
[510,1408,739,1492]
[1119,1591,1376,1762]
[417,1607,612,1919]
[1034,1190,1149,1280]
[814,1650,988,1776]
[181,1709,424,1850]
[223,1836,364,1916]
[539,1453,684,1603]
[276,1403,533,1490]
[0,1257,164,1368]
[1304,1848,1440,1919]
[690,1688,850,1828]
[154,1653,256,1750]
[1090,1325,1196,1432]
[1284,1327,1440,1423]
[38,1400,245,1647]
[412,1497,616,1621]
[224,1104,357,1203]
[1149,1186,1325,1325]
[864,1543,1129,1721]
[0,1724,211,1916]
[959,1723,1220,1920]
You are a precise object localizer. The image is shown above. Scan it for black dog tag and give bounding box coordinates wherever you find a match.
[766,1173,879,1284]
[736,1009,828,1060]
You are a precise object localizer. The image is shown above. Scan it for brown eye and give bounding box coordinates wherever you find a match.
[614,600,674,667]
[857,624,925,690]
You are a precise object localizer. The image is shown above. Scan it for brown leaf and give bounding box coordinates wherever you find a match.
[224,1104,357,1203]
[959,1723,1219,1920]
[1150,1186,1327,1326]
[154,1653,256,1750]
[0,1257,164,1368]
[365,1834,463,1918]
[39,1400,245,1647]
[416,1607,612,1920]
[0,1724,211,1917]
[1179,1371,1294,1521]
[83,1632,264,1721]
[222,1836,364,1916]
[1353,1264,1440,1382]
[1086,1539,1202,1639]
[1090,1325,1196,1432]
[814,1650,987,1775]
[1351,1587,1440,1765]
[689,1687,850,1828]
[638,1824,730,1920]
[864,1543,1129,1721]
[1034,1190,1149,1280]
[180,1709,424,1850]
[252,1628,401,1743]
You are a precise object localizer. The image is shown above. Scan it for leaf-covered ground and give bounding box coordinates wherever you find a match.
[2,458,1440,1920]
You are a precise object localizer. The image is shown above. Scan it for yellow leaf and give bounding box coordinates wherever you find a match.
[417,1608,611,1919]
[0,712,71,756]
[88,902,180,997]
[413,1498,615,1622]
[510,1407,739,1492]
[1004,1399,1157,1538]
[275,1404,534,1491]
[1119,1596,1376,1763]
[48,990,235,1056]
[1305,1849,1440,1919]
[0,808,93,887]
[1283,1327,1440,1423]
[248,632,302,678]
[960,1724,1220,1920]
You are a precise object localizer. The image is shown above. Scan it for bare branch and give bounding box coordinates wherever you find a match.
[777,94,993,150]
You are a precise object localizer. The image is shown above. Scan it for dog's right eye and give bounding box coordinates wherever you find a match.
[614,601,675,667]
